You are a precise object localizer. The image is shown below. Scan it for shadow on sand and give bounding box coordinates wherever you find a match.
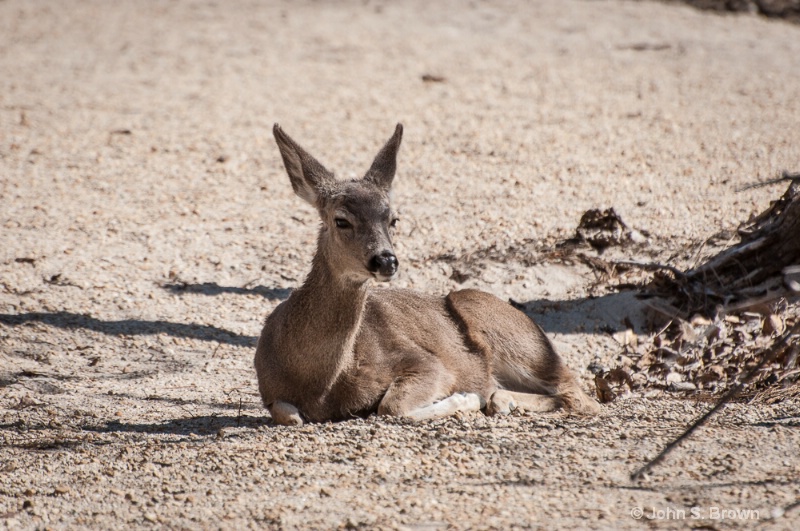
[84,414,268,436]
[0,282,294,346]
[513,289,651,336]
[162,281,291,301]
[0,415,268,446]
[0,311,257,347]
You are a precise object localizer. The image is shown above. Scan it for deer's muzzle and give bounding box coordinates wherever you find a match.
[368,251,399,280]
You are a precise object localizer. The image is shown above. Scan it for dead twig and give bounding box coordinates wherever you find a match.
[718,289,791,315]
[631,321,800,481]
[736,170,800,192]
[612,260,687,280]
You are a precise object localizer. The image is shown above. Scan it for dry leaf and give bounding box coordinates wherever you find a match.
[762,314,784,336]
[594,375,615,403]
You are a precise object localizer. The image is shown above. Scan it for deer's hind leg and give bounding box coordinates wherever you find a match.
[487,389,561,416]
[446,289,600,415]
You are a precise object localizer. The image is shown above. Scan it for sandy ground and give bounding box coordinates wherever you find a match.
[2,0,800,529]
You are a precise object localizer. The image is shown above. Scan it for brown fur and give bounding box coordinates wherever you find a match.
[254,124,600,425]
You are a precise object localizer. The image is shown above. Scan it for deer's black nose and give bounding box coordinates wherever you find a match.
[368,251,398,277]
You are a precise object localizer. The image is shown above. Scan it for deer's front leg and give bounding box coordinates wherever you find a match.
[404,392,485,421]
[268,401,304,426]
[377,359,486,421]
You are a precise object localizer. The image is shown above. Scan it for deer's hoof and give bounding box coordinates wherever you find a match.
[269,401,304,426]
[486,390,516,416]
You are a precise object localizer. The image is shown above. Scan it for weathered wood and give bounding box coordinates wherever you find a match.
[678,181,800,313]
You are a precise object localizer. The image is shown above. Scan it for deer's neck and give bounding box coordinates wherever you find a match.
[287,241,370,388]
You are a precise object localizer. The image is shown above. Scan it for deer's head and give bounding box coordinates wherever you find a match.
[273,123,403,284]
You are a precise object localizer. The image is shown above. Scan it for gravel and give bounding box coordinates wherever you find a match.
[2,0,799,528]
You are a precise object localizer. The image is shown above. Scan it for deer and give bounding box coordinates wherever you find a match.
[254,123,601,426]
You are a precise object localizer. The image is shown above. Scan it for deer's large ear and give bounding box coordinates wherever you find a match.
[273,124,335,205]
[364,123,403,192]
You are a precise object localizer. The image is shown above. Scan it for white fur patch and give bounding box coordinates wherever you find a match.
[405,392,484,421]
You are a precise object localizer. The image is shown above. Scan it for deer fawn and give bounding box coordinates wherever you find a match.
[255,124,600,425]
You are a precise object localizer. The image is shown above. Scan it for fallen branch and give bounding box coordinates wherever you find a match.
[654,180,800,315]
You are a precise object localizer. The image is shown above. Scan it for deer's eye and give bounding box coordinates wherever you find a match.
[389,218,399,229]
[334,218,352,229]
